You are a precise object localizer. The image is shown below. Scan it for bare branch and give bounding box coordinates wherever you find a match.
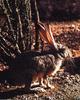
[2,0,15,40]
[15,0,26,51]
[31,0,40,50]
[5,0,12,13]
[25,0,32,50]
[0,46,10,56]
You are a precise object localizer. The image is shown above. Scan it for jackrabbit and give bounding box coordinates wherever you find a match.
[14,45,72,90]
[30,45,72,89]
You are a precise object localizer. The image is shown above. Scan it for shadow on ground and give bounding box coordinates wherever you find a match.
[64,56,80,74]
[0,87,37,99]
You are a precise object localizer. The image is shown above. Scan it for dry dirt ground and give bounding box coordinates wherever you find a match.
[0,20,80,100]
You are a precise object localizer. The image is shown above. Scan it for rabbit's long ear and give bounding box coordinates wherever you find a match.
[38,23,54,46]
[38,23,48,42]
[38,23,58,50]
[49,25,58,50]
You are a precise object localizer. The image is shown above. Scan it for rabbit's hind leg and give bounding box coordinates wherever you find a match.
[43,77,55,89]
[38,77,47,88]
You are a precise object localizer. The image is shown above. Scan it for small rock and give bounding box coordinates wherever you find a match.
[7,85,10,89]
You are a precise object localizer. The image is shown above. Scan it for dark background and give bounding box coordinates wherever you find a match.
[37,0,80,21]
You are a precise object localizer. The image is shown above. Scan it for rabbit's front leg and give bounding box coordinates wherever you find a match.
[51,59,62,76]
[51,66,60,76]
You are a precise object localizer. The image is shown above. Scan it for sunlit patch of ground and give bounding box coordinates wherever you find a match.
[50,20,80,35]
[50,20,80,57]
